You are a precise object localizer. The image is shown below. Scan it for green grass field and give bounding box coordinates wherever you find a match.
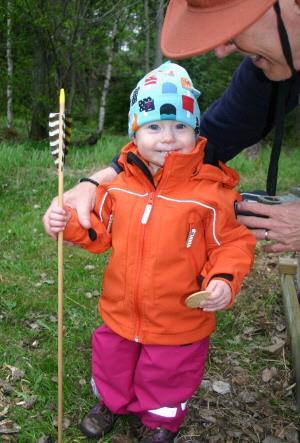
[0,137,299,442]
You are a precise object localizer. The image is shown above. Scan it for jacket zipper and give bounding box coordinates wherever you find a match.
[187,224,199,275]
[133,191,155,342]
[106,214,113,233]
[127,153,170,342]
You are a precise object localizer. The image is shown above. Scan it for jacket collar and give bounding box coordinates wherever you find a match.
[118,137,239,190]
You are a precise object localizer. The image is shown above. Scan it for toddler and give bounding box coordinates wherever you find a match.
[48,61,255,442]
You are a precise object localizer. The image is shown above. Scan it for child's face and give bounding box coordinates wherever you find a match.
[133,120,197,175]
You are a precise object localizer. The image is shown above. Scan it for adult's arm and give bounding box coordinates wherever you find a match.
[200,57,300,161]
[43,166,117,239]
[200,57,300,251]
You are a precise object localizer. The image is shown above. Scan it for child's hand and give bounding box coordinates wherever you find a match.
[48,205,71,237]
[200,279,232,312]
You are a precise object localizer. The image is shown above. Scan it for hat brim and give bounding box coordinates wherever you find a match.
[161,0,276,59]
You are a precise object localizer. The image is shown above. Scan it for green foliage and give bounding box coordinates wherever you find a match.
[229,142,300,193]
[180,52,243,111]
[1,0,298,145]
[0,0,255,139]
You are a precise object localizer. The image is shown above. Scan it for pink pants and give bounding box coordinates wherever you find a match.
[91,325,209,432]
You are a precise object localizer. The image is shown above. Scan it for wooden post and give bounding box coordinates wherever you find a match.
[297,253,300,296]
[278,257,300,411]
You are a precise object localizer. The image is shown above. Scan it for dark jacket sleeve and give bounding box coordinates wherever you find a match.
[200,57,300,162]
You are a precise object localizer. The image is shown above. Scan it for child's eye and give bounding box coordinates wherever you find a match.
[148,124,160,130]
[175,123,186,129]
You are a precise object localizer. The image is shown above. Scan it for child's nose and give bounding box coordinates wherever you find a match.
[161,127,175,142]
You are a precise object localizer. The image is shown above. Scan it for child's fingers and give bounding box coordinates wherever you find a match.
[201,295,225,310]
[49,208,69,221]
[200,286,222,305]
[201,298,228,311]
[49,208,70,233]
[200,280,231,311]
[49,225,65,233]
[49,217,68,230]
[201,291,231,311]
[50,206,68,217]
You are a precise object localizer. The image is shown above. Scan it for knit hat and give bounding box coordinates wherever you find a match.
[128,61,200,137]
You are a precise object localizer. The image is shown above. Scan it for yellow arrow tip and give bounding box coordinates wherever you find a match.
[59,89,65,105]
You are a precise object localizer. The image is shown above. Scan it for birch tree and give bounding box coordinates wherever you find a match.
[144,0,150,72]
[154,0,165,68]
[7,0,13,129]
[97,19,119,138]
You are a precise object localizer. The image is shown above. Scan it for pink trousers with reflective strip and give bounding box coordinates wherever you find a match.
[91,324,209,432]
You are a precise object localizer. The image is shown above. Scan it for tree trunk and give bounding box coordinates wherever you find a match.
[6,0,13,129]
[144,0,150,72]
[244,142,262,161]
[296,98,300,144]
[154,0,164,68]
[97,20,118,137]
[67,63,76,113]
[29,42,48,139]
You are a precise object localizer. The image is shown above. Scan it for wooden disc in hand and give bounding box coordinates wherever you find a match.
[184,290,211,308]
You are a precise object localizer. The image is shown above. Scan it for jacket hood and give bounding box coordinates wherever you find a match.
[118,137,239,189]
[197,160,240,189]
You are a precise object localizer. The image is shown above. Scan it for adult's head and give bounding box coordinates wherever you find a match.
[161,0,300,81]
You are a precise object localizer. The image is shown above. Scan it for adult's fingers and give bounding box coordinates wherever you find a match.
[237,200,277,218]
[262,241,299,253]
[64,182,96,230]
[237,214,272,230]
[250,229,272,241]
[75,193,96,230]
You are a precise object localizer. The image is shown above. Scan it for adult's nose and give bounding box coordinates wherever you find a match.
[214,42,237,58]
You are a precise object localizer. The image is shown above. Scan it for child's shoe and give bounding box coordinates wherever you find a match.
[137,424,178,442]
[79,403,117,439]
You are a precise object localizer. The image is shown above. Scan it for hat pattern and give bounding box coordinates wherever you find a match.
[128,61,200,137]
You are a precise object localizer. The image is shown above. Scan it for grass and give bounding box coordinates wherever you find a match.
[228,143,300,194]
[0,137,300,442]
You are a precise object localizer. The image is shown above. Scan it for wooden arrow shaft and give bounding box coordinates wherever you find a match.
[57,231,64,443]
[57,89,65,443]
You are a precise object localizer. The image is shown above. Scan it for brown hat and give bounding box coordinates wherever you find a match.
[161,0,277,59]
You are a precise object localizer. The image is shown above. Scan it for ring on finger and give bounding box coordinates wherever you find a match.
[264,229,270,241]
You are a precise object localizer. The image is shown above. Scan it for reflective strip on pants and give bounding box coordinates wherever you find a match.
[148,401,188,418]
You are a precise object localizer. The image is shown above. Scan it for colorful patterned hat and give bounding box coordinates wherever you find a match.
[128,61,200,137]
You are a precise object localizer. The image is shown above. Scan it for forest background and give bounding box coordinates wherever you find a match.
[2,0,299,145]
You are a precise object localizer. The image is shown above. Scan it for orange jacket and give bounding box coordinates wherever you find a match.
[64,137,255,345]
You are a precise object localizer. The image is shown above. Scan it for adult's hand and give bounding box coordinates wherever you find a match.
[43,166,117,239]
[236,200,300,252]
